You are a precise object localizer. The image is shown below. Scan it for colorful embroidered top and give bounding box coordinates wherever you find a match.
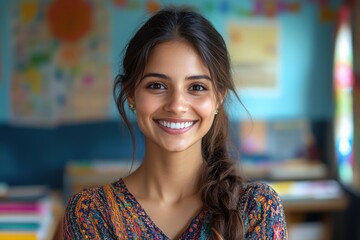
[63,179,287,239]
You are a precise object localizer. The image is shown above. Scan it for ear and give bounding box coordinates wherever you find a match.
[126,93,135,106]
[217,89,227,107]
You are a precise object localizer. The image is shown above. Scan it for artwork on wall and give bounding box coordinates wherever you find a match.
[333,4,360,188]
[227,20,280,95]
[112,0,336,22]
[10,0,111,126]
[354,0,360,189]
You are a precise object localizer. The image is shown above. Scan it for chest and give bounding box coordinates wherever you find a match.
[110,196,210,239]
[138,199,202,239]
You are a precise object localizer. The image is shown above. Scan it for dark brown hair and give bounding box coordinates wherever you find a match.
[113,6,245,239]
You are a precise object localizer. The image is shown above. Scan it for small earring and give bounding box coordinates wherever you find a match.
[129,103,135,111]
[214,109,219,115]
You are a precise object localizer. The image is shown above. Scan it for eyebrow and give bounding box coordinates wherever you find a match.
[141,72,211,81]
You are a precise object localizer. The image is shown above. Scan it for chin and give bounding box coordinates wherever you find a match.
[163,146,189,153]
[156,141,191,153]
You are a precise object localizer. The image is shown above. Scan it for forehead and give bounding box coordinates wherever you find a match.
[144,41,210,74]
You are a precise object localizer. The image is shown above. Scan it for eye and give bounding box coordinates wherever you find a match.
[147,82,166,90]
[190,84,207,91]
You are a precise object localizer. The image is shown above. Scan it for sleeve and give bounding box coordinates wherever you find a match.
[63,190,114,240]
[242,182,288,240]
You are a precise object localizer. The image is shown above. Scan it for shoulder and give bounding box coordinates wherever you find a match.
[240,181,282,208]
[65,179,127,215]
[63,180,127,239]
[240,182,288,239]
[63,185,109,227]
[63,186,105,239]
[65,185,106,212]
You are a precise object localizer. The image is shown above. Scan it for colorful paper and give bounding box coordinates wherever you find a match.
[228,20,279,93]
[10,0,111,126]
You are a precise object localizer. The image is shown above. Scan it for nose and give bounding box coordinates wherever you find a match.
[163,89,188,114]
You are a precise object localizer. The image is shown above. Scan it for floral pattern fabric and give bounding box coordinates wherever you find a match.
[63,179,287,239]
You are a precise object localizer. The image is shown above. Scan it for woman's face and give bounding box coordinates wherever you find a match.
[132,41,218,153]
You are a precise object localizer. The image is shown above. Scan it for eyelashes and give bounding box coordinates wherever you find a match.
[145,82,208,92]
[146,82,166,90]
[189,84,207,91]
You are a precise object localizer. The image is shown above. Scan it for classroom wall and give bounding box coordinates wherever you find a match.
[116,1,337,120]
[0,0,342,188]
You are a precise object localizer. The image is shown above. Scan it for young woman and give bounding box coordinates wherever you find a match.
[63,7,287,240]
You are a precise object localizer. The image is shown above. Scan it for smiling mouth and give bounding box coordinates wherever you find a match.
[157,120,195,130]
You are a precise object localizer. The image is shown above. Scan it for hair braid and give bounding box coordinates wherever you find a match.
[201,108,244,240]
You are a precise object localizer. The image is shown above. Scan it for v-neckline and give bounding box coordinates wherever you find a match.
[117,178,208,239]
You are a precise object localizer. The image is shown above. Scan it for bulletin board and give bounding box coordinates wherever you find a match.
[228,20,280,95]
[9,0,111,126]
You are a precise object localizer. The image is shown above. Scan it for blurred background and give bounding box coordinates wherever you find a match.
[0,0,359,239]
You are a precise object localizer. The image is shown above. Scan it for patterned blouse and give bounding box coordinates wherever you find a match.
[63,179,287,239]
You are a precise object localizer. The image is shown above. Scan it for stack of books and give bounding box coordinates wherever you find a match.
[0,184,60,240]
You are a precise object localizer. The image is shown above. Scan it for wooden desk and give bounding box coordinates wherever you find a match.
[283,197,348,213]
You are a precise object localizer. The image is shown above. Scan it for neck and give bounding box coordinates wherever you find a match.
[131,142,204,203]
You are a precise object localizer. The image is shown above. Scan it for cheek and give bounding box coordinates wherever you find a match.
[134,91,155,112]
[133,92,152,125]
[194,97,216,118]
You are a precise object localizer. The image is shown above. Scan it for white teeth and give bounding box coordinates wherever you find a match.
[159,121,194,129]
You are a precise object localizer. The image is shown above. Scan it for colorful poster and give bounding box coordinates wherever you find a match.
[227,20,280,94]
[354,0,360,190]
[10,0,111,126]
[239,120,311,161]
[333,5,354,185]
